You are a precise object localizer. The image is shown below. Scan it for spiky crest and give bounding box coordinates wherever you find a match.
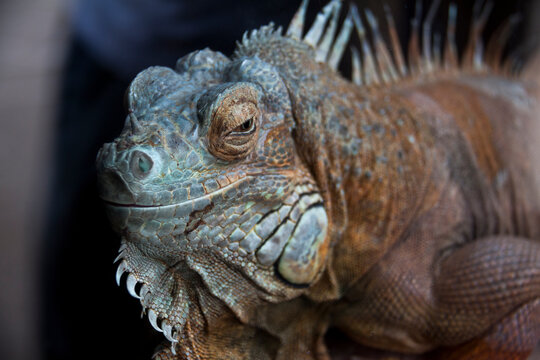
[408,0,423,75]
[350,5,379,85]
[315,0,341,62]
[351,46,362,85]
[365,8,398,83]
[444,3,459,70]
[384,4,407,77]
[463,0,494,70]
[304,0,337,47]
[286,0,309,39]
[328,16,353,71]
[238,0,525,89]
[485,14,522,71]
[422,0,441,73]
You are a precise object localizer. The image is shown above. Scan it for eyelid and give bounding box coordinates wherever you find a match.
[229,118,256,136]
[204,83,261,161]
[227,102,257,127]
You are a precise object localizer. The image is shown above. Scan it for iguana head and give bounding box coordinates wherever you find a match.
[96,28,331,345]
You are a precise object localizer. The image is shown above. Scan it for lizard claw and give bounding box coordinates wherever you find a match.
[148,309,163,333]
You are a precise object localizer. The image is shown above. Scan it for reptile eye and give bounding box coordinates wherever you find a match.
[232,117,255,134]
[207,84,260,161]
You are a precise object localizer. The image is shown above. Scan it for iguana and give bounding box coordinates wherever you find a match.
[96,0,540,359]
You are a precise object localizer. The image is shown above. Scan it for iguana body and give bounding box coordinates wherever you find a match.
[96,1,540,359]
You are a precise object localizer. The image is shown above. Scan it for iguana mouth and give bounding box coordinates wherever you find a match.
[113,179,328,354]
[103,201,157,208]
[103,176,251,210]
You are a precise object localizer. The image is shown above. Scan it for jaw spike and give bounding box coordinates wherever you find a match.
[365,8,398,83]
[328,13,353,70]
[126,273,141,299]
[316,0,342,62]
[351,5,380,85]
[384,4,407,77]
[287,0,309,39]
[408,0,423,75]
[148,309,163,333]
[304,0,337,47]
[485,14,521,71]
[351,46,363,85]
[422,0,441,73]
[444,3,459,70]
[162,321,177,343]
[116,261,128,286]
[113,252,124,264]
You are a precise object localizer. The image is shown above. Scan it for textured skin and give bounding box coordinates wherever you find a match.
[96,3,540,359]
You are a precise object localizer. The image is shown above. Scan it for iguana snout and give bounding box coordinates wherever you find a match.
[96,142,164,206]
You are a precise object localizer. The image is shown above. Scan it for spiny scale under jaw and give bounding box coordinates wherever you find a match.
[148,309,161,333]
[126,273,140,299]
[285,0,521,87]
[115,255,180,354]
[116,259,144,301]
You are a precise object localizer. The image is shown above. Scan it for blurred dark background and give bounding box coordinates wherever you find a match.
[0,0,538,359]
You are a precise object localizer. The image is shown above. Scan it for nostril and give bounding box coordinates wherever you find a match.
[131,150,154,179]
[138,156,151,173]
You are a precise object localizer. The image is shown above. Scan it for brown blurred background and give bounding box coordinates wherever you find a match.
[0,0,68,359]
[0,0,538,359]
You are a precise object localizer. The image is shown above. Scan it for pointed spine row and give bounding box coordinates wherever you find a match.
[463,0,494,71]
[115,255,181,354]
[384,4,407,77]
[286,0,406,86]
[444,3,459,70]
[351,5,380,85]
[285,0,521,87]
[422,0,441,73]
[485,14,521,72]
